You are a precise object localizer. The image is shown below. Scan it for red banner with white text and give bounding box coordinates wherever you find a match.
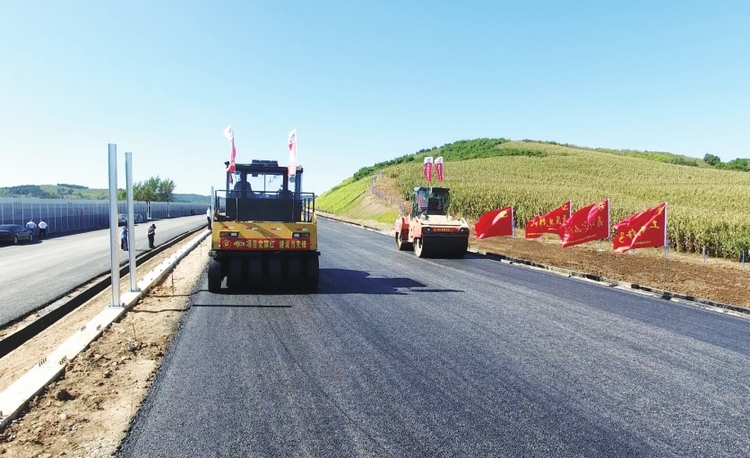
[423,156,433,182]
[435,156,444,181]
[525,201,571,239]
[613,203,667,253]
[558,199,609,248]
[223,125,236,173]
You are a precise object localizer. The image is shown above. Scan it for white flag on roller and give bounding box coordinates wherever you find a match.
[288,129,298,177]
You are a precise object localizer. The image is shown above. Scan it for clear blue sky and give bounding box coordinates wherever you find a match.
[1,1,749,195]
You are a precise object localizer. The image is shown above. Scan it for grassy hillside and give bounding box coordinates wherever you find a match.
[319,139,750,259]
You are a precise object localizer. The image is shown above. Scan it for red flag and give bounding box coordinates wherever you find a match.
[435,156,444,182]
[423,156,433,182]
[613,203,667,253]
[525,201,571,239]
[288,129,298,177]
[223,125,236,173]
[474,206,514,239]
[558,199,609,248]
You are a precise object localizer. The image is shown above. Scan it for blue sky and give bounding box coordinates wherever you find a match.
[1,1,749,195]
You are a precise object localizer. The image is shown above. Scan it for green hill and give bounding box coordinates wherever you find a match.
[0,184,208,203]
[318,139,750,259]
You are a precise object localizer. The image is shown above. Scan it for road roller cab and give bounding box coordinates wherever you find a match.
[207,160,320,292]
[394,187,469,258]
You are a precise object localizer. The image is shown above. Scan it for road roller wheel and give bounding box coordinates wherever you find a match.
[288,257,303,286]
[247,257,263,290]
[304,256,319,292]
[396,232,412,251]
[227,259,243,290]
[267,257,283,290]
[453,239,468,258]
[414,238,428,258]
[208,258,223,293]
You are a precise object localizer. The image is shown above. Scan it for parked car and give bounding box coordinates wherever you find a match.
[0,224,34,244]
[118,214,145,226]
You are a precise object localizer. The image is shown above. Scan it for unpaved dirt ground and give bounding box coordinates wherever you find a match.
[1,196,749,457]
[0,236,211,457]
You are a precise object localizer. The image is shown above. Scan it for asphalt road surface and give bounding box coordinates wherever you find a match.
[0,215,207,327]
[120,218,750,457]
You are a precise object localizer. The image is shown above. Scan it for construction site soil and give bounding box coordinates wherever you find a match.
[1,204,748,457]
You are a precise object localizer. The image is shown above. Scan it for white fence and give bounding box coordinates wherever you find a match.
[0,198,208,236]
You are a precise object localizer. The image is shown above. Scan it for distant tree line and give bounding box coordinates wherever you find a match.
[117,176,176,202]
[703,154,750,172]
[0,185,52,198]
[1,176,178,201]
[57,183,88,189]
[351,137,532,182]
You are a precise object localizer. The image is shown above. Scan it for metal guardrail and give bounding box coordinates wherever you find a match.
[0,225,205,359]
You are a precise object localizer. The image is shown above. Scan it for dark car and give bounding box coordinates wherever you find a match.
[118,214,145,226]
[0,224,34,244]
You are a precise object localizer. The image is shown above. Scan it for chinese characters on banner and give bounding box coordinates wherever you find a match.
[435,156,444,181]
[423,156,433,182]
[288,129,298,177]
[474,206,514,239]
[613,203,667,253]
[525,201,571,239]
[558,199,610,248]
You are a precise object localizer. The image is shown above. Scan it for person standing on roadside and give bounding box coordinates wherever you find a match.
[26,218,37,232]
[206,207,212,230]
[38,219,48,239]
[120,226,128,251]
[147,223,156,249]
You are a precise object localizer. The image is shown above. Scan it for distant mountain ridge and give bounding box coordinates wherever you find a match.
[0,184,209,203]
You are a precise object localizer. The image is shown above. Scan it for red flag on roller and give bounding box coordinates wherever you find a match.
[475,206,514,239]
[558,199,609,248]
[223,125,236,184]
[223,125,236,173]
[613,203,667,253]
[525,201,571,239]
[435,156,444,181]
[423,156,433,182]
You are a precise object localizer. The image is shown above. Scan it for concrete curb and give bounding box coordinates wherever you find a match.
[0,230,210,430]
[318,214,750,318]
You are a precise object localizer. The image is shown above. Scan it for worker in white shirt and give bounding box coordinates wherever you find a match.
[26,219,37,236]
[38,219,48,239]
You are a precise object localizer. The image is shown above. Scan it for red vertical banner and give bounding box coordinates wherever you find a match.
[423,156,433,182]
[558,199,610,248]
[474,206,514,239]
[288,129,298,177]
[435,156,444,181]
[223,125,236,172]
[223,125,236,184]
[613,203,667,253]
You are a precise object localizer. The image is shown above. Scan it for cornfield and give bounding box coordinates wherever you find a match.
[322,141,750,260]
